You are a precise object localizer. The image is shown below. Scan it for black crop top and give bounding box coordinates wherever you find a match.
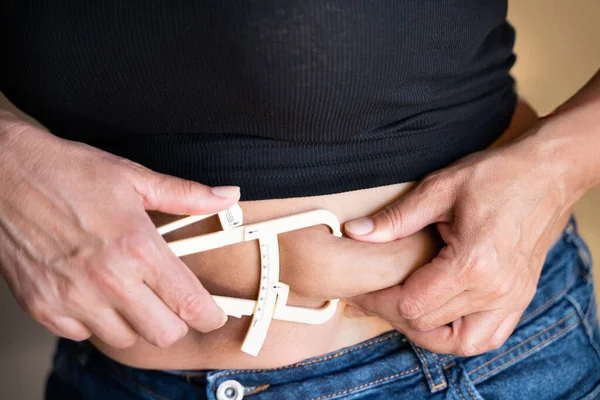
[0,0,517,200]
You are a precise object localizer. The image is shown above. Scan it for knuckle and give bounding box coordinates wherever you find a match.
[88,267,124,296]
[86,237,148,292]
[456,340,480,357]
[461,250,490,283]
[116,233,156,264]
[410,316,436,332]
[144,173,171,206]
[109,334,140,349]
[488,333,508,351]
[173,178,196,199]
[491,279,511,298]
[418,172,454,200]
[22,295,49,322]
[86,270,134,309]
[153,324,188,348]
[419,173,442,192]
[57,282,87,312]
[463,249,485,274]
[488,274,514,299]
[118,157,147,176]
[177,293,207,321]
[397,298,422,319]
[379,206,405,235]
[46,315,92,341]
[469,199,493,222]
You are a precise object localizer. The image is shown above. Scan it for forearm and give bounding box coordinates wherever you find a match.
[526,69,600,201]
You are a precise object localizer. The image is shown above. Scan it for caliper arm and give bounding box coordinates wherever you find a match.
[157,205,342,356]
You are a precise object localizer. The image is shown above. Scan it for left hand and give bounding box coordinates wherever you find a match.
[343,124,578,356]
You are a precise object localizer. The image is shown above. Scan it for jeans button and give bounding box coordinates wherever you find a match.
[216,380,244,400]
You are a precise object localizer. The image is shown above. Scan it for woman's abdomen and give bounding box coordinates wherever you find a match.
[91,100,541,370]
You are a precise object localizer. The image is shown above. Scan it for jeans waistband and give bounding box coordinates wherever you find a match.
[75,216,587,399]
[185,217,585,396]
[193,331,420,396]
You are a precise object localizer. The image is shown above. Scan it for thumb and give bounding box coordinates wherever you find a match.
[132,168,240,215]
[344,180,452,242]
[344,285,404,321]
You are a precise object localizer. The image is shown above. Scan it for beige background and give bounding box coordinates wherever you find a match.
[1,1,599,398]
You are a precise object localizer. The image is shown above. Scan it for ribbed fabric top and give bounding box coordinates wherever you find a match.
[0,0,517,200]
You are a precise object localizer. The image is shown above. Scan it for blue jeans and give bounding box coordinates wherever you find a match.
[46,218,600,399]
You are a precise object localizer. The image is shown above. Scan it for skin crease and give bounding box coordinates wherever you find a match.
[88,100,546,370]
[345,71,600,357]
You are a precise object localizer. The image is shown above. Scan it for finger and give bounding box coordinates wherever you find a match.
[83,308,140,349]
[148,234,228,333]
[406,310,520,356]
[345,285,408,323]
[452,311,520,355]
[391,252,466,319]
[152,270,227,333]
[409,282,519,332]
[310,229,436,299]
[348,254,466,321]
[487,311,522,351]
[344,177,454,242]
[130,166,240,215]
[116,284,189,348]
[407,292,477,332]
[346,258,464,322]
[43,316,93,342]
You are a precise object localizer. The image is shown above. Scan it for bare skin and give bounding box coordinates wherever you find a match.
[0,100,549,370]
[346,70,600,357]
[0,112,237,349]
[92,100,543,370]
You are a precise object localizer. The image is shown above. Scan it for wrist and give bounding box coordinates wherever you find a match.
[0,110,38,149]
[526,113,600,205]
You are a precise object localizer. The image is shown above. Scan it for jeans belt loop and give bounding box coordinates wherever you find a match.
[409,342,448,393]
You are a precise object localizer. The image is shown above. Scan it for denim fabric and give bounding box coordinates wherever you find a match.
[46,218,600,400]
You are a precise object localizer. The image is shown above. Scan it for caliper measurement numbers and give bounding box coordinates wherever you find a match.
[253,240,274,327]
[240,234,280,355]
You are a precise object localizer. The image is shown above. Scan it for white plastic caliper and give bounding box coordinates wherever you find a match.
[157,204,342,356]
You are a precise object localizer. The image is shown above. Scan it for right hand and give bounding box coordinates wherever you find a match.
[0,111,240,349]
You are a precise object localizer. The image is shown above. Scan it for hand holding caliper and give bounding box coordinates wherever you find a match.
[0,113,240,349]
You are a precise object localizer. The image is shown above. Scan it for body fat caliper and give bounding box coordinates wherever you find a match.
[157,205,342,356]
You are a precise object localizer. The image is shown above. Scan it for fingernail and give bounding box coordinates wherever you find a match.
[345,217,374,235]
[211,186,240,198]
[344,305,368,318]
